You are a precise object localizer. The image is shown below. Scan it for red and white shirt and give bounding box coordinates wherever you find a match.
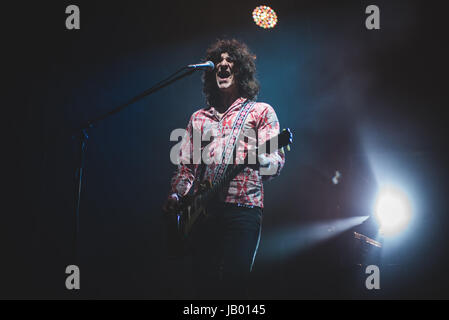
[170,97,285,208]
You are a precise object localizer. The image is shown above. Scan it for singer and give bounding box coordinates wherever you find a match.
[163,39,285,299]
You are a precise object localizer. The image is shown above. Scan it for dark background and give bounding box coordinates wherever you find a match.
[4,0,448,299]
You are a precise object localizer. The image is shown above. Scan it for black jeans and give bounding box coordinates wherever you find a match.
[190,203,262,299]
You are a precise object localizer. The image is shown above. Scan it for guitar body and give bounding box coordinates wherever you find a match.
[177,180,212,238]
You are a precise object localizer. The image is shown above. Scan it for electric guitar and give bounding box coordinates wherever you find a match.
[175,128,293,239]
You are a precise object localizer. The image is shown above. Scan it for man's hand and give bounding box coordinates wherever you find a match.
[257,154,271,167]
[162,193,181,214]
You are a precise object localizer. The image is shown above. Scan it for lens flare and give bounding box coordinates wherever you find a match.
[374,186,412,236]
[252,6,278,29]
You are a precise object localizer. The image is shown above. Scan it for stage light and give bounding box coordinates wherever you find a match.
[252,6,278,29]
[374,186,412,236]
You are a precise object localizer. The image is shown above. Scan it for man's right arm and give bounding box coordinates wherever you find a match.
[163,114,196,213]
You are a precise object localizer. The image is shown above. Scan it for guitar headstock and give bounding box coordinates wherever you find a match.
[262,128,293,154]
[278,128,293,150]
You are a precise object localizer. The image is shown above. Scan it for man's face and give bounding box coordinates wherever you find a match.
[215,52,236,92]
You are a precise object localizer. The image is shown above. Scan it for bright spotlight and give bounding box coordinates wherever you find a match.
[374,186,412,236]
[252,6,278,29]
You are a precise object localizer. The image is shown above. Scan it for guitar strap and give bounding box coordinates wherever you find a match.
[211,99,256,186]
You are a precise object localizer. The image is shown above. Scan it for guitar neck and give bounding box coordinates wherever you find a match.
[208,163,246,198]
[201,128,292,204]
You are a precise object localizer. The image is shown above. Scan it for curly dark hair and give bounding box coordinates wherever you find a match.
[202,39,260,107]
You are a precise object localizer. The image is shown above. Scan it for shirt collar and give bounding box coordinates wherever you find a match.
[209,97,247,117]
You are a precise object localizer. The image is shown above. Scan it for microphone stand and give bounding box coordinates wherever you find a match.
[71,66,196,264]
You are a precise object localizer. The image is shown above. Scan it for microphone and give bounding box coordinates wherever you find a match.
[187,61,215,70]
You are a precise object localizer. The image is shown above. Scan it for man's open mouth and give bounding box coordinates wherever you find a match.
[217,70,231,80]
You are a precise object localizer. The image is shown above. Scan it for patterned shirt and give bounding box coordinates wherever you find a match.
[170,97,285,208]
